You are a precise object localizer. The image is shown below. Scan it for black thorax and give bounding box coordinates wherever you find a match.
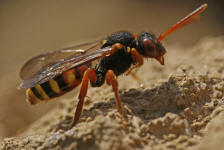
[91,31,137,87]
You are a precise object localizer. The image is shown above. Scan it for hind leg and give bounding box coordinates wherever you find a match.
[70,68,97,129]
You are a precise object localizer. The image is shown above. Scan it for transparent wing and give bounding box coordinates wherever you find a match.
[20,46,114,89]
[20,40,101,80]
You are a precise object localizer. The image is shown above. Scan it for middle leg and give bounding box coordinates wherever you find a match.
[106,70,127,126]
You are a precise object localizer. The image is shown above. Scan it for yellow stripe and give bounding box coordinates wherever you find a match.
[26,88,40,105]
[49,79,61,94]
[102,40,107,45]
[127,47,131,53]
[63,70,78,87]
[35,85,49,99]
[67,72,75,83]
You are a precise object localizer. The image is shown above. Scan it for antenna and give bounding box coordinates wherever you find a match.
[158,3,207,42]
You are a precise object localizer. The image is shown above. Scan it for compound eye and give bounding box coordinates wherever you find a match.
[143,39,156,57]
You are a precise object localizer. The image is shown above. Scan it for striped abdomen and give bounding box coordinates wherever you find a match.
[26,65,89,104]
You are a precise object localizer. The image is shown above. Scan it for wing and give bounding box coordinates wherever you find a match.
[20,40,102,80]
[20,46,114,89]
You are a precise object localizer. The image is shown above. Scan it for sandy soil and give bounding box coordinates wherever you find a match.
[1,36,224,150]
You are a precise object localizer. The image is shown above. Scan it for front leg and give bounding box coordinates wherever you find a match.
[127,48,145,88]
[126,48,144,75]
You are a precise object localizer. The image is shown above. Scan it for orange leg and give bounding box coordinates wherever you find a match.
[106,70,127,126]
[130,48,144,66]
[126,48,145,88]
[129,72,145,88]
[70,68,97,129]
[126,48,144,75]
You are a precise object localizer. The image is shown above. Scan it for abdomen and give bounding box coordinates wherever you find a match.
[26,65,88,104]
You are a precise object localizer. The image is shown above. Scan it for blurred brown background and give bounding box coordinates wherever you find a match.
[0,0,223,138]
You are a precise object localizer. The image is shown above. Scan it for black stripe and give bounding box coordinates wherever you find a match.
[74,67,81,79]
[54,75,70,91]
[40,81,58,98]
[31,87,43,100]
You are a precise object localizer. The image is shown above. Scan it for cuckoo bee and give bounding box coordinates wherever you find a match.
[19,4,207,128]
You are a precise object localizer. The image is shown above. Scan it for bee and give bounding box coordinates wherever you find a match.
[19,4,207,128]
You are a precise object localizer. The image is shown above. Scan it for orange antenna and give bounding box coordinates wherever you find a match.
[158,3,207,42]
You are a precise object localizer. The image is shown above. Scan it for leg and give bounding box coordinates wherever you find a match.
[126,48,144,75]
[129,72,145,88]
[70,68,97,129]
[126,48,145,88]
[106,70,127,125]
